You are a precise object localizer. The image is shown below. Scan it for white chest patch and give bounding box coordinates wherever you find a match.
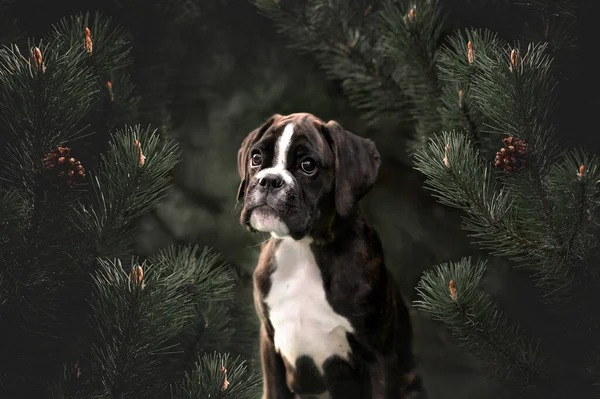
[265,236,355,375]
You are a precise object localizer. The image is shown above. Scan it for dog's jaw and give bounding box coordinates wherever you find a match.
[249,206,290,238]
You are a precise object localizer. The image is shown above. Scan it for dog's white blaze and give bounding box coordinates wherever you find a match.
[274,122,295,167]
[255,122,295,185]
[265,236,355,376]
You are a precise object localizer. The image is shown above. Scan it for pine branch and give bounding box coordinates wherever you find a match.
[468,39,598,293]
[159,300,235,389]
[470,40,560,173]
[254,0,411,128]
[0,41,97,187]
[190,301,235,354]
[0,7,262,398]
[226,275,261,368]
[171,352,262,399]
[452,0,577,55]
[103,68,141,128]
[415,257,545,391]
[418,29,598,299]
[414,130,537,255]
[83,257,197,398]
[515,0,577,54]
[81,245,237,398]
[0,20,105,387]
[155,248,252,387]
[414,131,577,296]
[149,244,236,302]
[255,0,577,158]
[0,186,29,242]
[49,12,132,76]
[437,29,504,160]
[74,124,181,259]
[378,0,445,150]
[546,149,600,273]
[0,172,86,332]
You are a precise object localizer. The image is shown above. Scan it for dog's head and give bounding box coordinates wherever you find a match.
[237,113,380,240]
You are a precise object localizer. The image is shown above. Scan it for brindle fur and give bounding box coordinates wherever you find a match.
[238,113,423,399]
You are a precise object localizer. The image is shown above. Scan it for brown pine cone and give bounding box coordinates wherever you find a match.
[494,136,527,174]
[42,146,85,188]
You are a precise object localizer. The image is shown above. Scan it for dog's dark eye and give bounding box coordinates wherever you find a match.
[300,158,317,175]
[251,152,262,167]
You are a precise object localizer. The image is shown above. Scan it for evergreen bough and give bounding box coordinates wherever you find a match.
[0,11,260,399]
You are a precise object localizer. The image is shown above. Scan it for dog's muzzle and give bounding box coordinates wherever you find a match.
[242,171,312,239]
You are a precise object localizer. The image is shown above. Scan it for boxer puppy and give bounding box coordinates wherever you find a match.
[237,113,422,399]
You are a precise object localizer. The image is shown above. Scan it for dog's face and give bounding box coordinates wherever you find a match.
[237,113,380,240]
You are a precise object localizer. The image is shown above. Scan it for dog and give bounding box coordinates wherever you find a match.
[237,113,422,399]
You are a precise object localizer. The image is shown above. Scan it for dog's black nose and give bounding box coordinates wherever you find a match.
[258,175,284,190]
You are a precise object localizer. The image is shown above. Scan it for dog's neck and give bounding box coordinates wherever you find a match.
[305,206,363,246]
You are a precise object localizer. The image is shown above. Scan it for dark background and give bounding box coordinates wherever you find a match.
[1,0,597,397]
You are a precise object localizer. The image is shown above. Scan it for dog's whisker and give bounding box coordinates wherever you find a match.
[245,234,271,248]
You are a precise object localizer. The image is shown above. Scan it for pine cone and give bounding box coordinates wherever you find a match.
[42,146,86,188]
[494,136,527,174]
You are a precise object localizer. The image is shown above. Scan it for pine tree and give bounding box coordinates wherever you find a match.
[0,11,261,399]
[254,0,597,398]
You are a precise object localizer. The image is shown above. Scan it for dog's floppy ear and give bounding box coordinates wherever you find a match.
[236,114,281,202]
[321,120,381,217]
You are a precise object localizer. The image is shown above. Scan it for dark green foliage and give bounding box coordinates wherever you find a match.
[0,9,260,399]
[515,0,577,54]
[546,149,600,257]
[148,245,235,301]
[0,41,96,175]
[415,257,545,391]
[81,247,241,398]
[0,187,28,240]
[419,35,599,299]
[469,43,559,169]
[414,131,517,257]
[171,352,262,399]
[255,0,412,128]
[86,257,194,398]
[49,12,132,75]
[435,29,502,159]
[378,0,445,149]
[254,0,576,148]
[103,68,141,127]
[413,29,599,398]
[75,125,180,258]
